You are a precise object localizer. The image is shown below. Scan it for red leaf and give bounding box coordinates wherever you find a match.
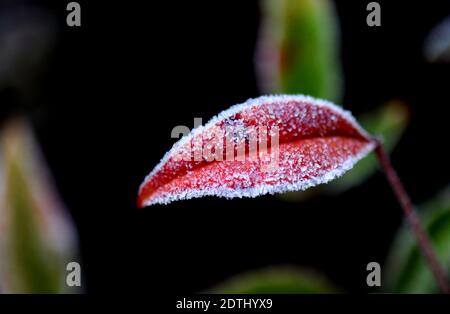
[138,95,374,207]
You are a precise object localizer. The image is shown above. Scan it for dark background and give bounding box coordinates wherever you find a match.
[1,0,450,293]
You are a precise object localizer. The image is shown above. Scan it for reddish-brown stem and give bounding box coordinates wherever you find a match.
[373,138,449,293]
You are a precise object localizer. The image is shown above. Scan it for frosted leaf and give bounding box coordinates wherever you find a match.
[138,95,374,207]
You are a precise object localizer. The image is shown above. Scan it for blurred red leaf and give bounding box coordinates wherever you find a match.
[138,95,374,207]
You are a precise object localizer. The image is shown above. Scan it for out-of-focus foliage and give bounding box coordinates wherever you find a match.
[256,0,342,102]
[384,186,450,293]
[424,16,450,63]
[208,266,338,293]
[256,0,410,201]
[0,7,56,106]
[0,118,79,293]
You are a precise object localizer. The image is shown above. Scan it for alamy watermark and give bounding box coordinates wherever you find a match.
[366,2,381,27]
[66,261,81,287]
[366,262,381,287]
[66,2,81,27]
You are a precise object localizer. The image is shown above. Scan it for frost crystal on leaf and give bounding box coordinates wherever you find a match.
[138,95,374,207]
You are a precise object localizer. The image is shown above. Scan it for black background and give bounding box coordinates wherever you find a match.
[1,0,450,294]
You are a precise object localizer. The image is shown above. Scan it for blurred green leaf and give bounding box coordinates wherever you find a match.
[384,186,450,293]
[0,118,79,293]
[208,266,338,293]
[256,0,342,102]
[257,0,409,201]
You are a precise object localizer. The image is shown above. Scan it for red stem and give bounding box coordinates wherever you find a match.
[374,139,449,293]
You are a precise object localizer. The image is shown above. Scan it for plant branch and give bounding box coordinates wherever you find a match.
[373,138,449,293]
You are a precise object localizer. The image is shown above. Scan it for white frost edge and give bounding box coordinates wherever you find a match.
[139,94,373,206]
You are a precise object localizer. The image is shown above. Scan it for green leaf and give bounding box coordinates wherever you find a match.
[207,266,338,293]
[256,0,342,102]
[257,0,409,200]
[0,118,79,293]
[384,186,450,293]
